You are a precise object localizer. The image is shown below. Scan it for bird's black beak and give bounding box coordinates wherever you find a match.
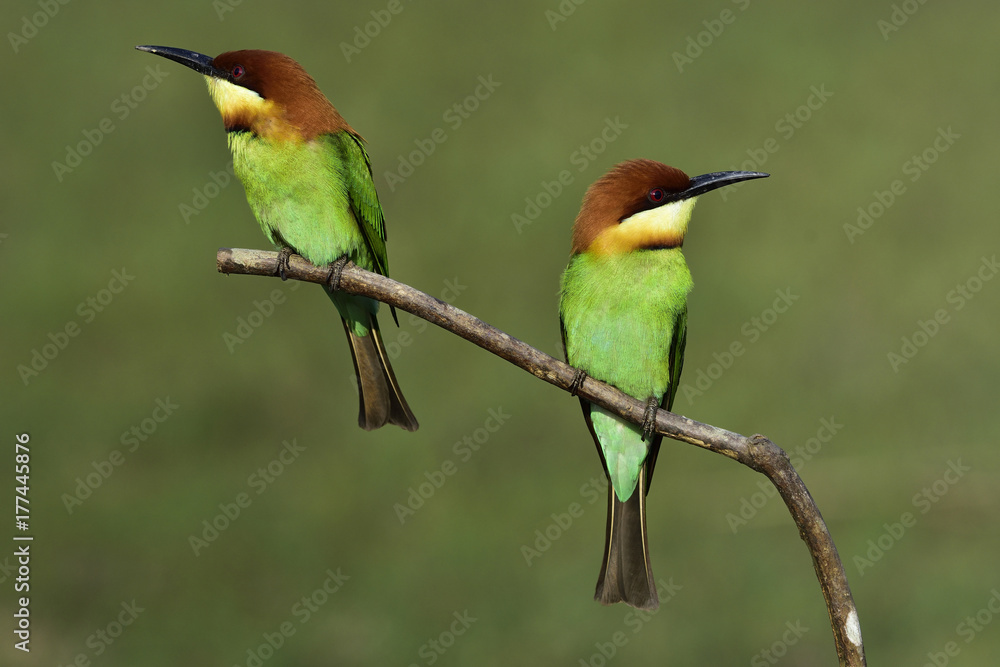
[136,45,224,78]
[670,170,769,202]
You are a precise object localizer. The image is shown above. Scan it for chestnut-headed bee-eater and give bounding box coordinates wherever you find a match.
[137,45,417,431]
[559,159,767,609]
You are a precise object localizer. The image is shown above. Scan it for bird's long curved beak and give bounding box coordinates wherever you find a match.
[671,170,769,202]
[136,45,224,78]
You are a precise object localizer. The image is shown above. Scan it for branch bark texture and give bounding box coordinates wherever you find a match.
[217,247,866,667]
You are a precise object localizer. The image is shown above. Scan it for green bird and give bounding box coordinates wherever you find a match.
[560,159,767,609]
[137,45,417,431]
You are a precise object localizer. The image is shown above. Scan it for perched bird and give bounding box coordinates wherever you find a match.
[559,159,767,609]
[137,45,417,431]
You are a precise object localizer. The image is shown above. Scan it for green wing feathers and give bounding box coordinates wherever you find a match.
[329,132,389,277]
[664,308,687,412]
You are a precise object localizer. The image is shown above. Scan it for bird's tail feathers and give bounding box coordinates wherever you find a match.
[595,463,658,610]
[342,314,418,432]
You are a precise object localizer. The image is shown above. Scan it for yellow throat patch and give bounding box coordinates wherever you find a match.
[205,77,298,141]
[589,198,697,255]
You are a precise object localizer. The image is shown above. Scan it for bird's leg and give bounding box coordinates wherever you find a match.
[569,369,587,396]
[326,255,350,292]
[275,247,293,281]
[641,396,659,442]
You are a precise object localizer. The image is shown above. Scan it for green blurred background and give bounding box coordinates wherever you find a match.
[2,1,998,664]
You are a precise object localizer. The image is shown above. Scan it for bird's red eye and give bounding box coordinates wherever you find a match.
[648,188,665,203]
[232,65,245,78]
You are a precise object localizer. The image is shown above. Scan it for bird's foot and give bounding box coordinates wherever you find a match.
[641,396,659,442]
[276,247,293,281]
[326,255,350,292]
[569,369,587,396]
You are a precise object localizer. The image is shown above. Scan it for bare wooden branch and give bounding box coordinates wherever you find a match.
[217,247,866,667]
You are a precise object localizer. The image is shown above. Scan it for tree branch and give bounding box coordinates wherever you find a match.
[217,247,866,667]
